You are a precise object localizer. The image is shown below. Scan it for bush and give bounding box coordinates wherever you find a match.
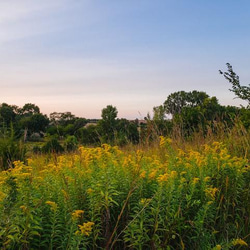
[42,138,64,154]
[65,135,78,152]
[0,135,26,171]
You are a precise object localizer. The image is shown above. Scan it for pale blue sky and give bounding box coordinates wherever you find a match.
[1,0,249,119]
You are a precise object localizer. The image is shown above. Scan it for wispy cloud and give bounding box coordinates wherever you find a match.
[0,0,92,45]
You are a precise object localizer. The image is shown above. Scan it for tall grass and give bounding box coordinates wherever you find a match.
[0,122,249,249]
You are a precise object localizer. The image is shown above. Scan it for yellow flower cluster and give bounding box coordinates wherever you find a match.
[213,245,222,250]
[72,210,84,220]
[205,187,219,200]
[231,238,248,247]
[157,173,169,183]
[45,201,57,212]
[159,136,172,147]
[76,222,94,236]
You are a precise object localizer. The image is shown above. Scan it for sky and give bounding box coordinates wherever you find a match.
[0,0,250,119]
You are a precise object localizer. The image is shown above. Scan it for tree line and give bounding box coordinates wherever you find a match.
[0,63,249,168]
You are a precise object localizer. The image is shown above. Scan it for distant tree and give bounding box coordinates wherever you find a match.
[163,91,209,116]
[162,90,241,136]
[21,103,40,116]
[49,112,76,126]
[153,105,166,121]
[20,113,49,134]
[163,91,188,115]
[116,118,139,145]
[219,63,250,106]
[19,113,49,141]
[152,105,172,136]
[99,105,118,143]
[59,112,76,126]
[48,112,87,137]
[101,105,118,123]
[0,103,17,126]
[73,118,88,131]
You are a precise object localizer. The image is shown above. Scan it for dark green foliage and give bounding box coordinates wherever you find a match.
[77,125,101,145]
[0,103,17,127]
[20,103,40,116]
[65,135,78,152]
[99,105,118,143]
[19,113,49,135]
[0,127,26,170]
[32,145,42,154]
[239,107,250,129]
[116,119,139,145]
[48,112,88,137]
[164,90,209,115]
[42,138,64,154]
[160,91,241,137]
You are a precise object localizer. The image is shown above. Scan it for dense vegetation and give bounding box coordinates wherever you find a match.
[0,132,249,249]
[0,64,249,248]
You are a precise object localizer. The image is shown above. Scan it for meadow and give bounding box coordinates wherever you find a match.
[0,124,249,250]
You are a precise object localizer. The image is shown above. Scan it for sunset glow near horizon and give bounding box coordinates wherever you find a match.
[1,1,249,119]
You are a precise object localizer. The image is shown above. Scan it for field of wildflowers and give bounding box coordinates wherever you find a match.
[0,137,249,249]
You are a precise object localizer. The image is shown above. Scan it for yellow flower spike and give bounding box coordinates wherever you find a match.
[62,189,69,200]
[185,163,192,169]
[140,198,151,205]
[214,245,222,250]
[87,188,94,194]
[159,136,166,147]
[149,170,157,179]
[19,173,32,178]
[205,187,219,200]
[204,176,211,182]
[180,177,186,183]
[177,149,185,157]
[0,191,6,203]
[192,177,200,184]
[157,173,169,183]
[27,158,33,165]
[20,205,27,212]
[139,170,146,179]
[159,136,172,147]
[76,222,94,236]
[102,144,111,151]
[170,171,177,178]
[13,160,24,168]
[231,238,248,247]
[72,210,84,220]
[45,201,58,212]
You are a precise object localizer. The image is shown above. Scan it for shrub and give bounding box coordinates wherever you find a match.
[42,138,64,154]
[65,135,78,152]
[0,129,26,171]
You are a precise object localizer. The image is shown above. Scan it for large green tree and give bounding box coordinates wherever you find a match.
[164,90,209,116]
[20,114,49,134]
[162,90,240,135]
[21,103,40,116]
[48,112,87,136]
